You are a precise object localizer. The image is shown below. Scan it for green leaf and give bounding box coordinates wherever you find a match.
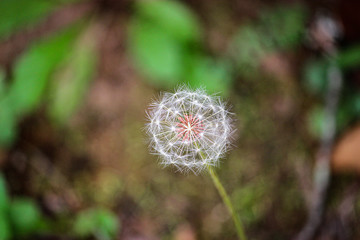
[230,25,268,72]
[0,70,6,97]
[10,198,42,236]
[337,44,360,70]
[128,20,184,87]
[0,97,17,146]
[232,180,267,224]
[0,71,15,146]
[303,59,328,95]
[259,5,307,49]
[135,0,201,42]
[0,173,9,213]
[96,209,120,240]
[230,5,306,76]
[0,212,12,240]
[337,92,360,130]
[0,0,56,39]
[74,208,120,239]
[352,94,360,116]
[74,210,97,237]
[187,55,232,95]
[48,27,97,124]
[8,25,80,115]
[303,45,360,95]
[307,106,325,138]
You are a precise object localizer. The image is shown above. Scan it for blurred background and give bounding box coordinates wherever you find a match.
[0,0,360,239]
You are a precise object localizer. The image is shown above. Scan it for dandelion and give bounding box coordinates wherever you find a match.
[145,86,234,173]
[145,86,247,240]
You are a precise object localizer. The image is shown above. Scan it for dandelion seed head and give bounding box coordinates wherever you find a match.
[145,86,235,173]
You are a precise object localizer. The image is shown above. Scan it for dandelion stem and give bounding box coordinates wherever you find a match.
[207,165,247,240]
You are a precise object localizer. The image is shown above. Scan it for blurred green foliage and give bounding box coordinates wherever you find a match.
[0,174,9,213]
[307,106,325,138]
[129,20,184,86]
[230,25,268,74]
[303,59,328,96]
[337,92,360,131]
[0,26,79,146]
[259,5,306,49]
[0,70,5,97]
[0,174,46,240]
[0,174,120,240]
[9,198,43,237]
[74,208,120,240]
[128,0,233,94]
[0,97,17,147]
[0,0,55,39]
[304,45,360,97]
[0,214,12,240]
[303,44,360,136]
[186,56,232,94]
[129,1,308,94]
[337,44,360,70]
[230,5,307,76]
[8,26,79,115]
[0,21,98,146]
[232,179,266,225]
[48,27,97,124]
[136,0,201,42]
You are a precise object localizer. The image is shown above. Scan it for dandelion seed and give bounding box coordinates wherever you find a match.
[145,86,235,173]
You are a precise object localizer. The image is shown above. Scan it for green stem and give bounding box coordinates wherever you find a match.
[207,165,247,240]
[195,144,247,240]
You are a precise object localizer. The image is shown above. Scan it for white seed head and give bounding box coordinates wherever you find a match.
[145,86,235,173]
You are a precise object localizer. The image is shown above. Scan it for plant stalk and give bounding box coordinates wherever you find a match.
[207,165,247,240]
